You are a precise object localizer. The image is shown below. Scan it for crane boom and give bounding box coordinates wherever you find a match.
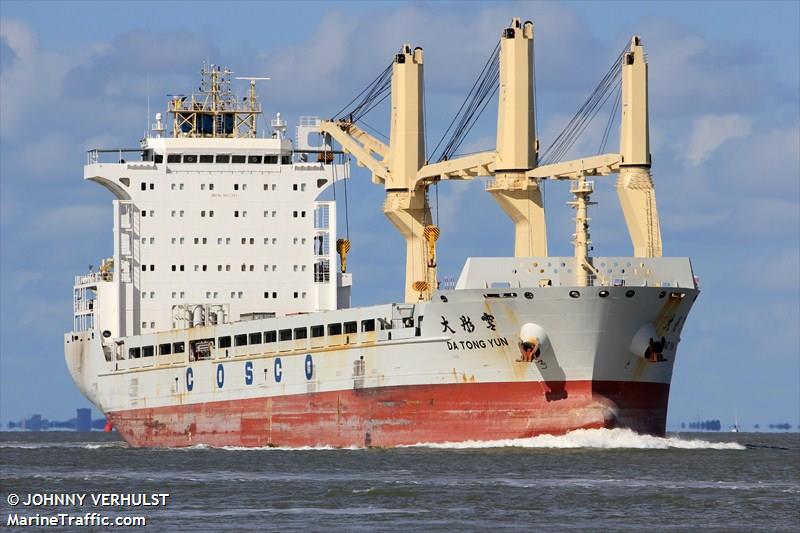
[315,23,663,304]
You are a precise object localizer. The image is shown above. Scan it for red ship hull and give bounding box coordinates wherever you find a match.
[107,380,669,448]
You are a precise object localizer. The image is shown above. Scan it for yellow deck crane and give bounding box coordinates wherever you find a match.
[320,19,661,301]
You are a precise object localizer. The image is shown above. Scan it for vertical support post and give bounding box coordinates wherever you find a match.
[488,18,547,257]
[385,45,432,303]
[388,45,425,190]
[568,174,596,287]
[618,36,662,257]
[495,18,535,172]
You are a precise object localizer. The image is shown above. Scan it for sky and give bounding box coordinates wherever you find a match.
[1,0,798,430]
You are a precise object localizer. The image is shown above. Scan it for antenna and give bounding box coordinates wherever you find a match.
[234,77,271,103]
[235,77,271,136]
[146,74,150,138]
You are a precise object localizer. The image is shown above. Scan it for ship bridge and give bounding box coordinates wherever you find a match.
[74,66,352,340]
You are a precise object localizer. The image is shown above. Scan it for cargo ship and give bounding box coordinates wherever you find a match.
[65,18,698,447]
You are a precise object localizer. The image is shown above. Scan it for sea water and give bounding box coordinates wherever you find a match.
[1,430,797,531]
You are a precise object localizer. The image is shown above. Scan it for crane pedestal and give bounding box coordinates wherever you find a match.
[384,187,436,303]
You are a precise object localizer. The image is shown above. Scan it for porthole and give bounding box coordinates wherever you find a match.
[569,290,580,298]
[625,290,635,298]
[599,290,609,298]
[524,291,534,300]
[440,295,448,303]
[658,291,666,299]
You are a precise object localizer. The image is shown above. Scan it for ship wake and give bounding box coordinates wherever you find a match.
[405,428,745,450]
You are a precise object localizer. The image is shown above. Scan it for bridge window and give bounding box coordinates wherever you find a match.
[182,154,198,163]
[142,345,154,357]
[293,327,307,340]
[234,334,247,347]
[311,325,324,338]
[281,155,292,164]
[158,343,171,355]
[129,347,141,359]
[264,331,277,343]
[279,329,292,341]
[218,336,231,348]
[199,155,213,163]
[248,155,262,164]
[361,319,376,332]
[328,323,342,336]
[167,154,181,163]
[173,342,185,353]
[231,155,246,164]
[264,155,278,164]
[249,332,262,344]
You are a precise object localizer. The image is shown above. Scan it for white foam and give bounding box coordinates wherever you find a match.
[404,428,746,450]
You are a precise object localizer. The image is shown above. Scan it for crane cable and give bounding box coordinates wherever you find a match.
[332,61,393,124]
[598,83,622,154]
[540,44,627,165]
[430,40,501,163]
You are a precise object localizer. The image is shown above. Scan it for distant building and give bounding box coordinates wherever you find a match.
[76,408,92,432]
[5,408,105,431]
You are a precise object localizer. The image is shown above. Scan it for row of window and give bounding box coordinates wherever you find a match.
[151,259,329,275]
[164,154,292,165]
[129,318,377,359]
[221,320,376,349]
[158,236,310,247]
[164,210,309,218]
[167,237,281,245]
[156,288,310,299]
[166,183,301,192]
[158,181,306,191]
[138,209,315,220]
[129,341,185,359]
[167,263,312,273]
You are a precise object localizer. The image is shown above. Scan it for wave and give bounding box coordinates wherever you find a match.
[0,441,126,450]
[404,428,746,450]
[0,428,745,451]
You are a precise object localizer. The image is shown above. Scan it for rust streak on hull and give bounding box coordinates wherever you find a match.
[107,380,669,448]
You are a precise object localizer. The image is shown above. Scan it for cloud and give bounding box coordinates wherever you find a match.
[62,29,219,102]
[18,133,76,178]
[718,125,800,198]
[0,19,74,138]
[255,1,603,121]
[684,114,752,166]
[30,205,107,238]
[0,33,17,71]
[741,250,800,290]
[640,19,784,118]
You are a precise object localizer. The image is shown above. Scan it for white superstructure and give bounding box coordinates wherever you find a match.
[74,66,351,340]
